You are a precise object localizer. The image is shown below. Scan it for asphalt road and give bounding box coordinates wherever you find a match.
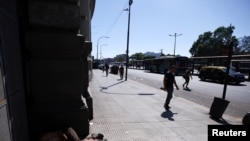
[126,68,250,119]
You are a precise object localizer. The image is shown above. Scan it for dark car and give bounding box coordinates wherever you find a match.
[110,65,119,74]
[198,66,245,84]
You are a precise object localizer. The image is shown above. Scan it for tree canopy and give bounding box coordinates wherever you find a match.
[189,25,238,57]
[130,52,145,60]
[130,52,156,60]
[236,36,250,54]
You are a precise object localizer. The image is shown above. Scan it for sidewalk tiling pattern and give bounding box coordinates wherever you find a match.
[89,70,241,141]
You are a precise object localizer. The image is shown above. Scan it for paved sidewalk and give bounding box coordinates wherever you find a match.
[88,69,242,141]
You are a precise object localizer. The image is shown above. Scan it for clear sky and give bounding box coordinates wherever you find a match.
[91,0,250,59]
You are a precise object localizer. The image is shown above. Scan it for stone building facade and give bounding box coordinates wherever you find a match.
[0,0,95,140]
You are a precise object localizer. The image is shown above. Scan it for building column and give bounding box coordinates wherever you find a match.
[23,0,93,140]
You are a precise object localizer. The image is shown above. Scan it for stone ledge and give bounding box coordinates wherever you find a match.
[25,32,85,59]
[28,1,80,30]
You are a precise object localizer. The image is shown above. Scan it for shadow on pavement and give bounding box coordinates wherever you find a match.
[161,110,178,121]
[100,81,125,90]
[183,87,192,92]
[138,93,155,96]
[199,80,247,86]
[99,80,157,96]
[100,90,156,96]
[210,117,232,125]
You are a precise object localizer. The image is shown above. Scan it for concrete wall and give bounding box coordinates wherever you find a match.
[25,32,91,140]
[23,0,94,140]
[0,0,95,140]
[0,0,29,140]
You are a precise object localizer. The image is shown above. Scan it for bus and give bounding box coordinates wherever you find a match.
[144,56,190,75]
[129,60,145,69]
[231,59,250,74]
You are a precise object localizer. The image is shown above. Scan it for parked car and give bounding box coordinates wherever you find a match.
[198,66,245,84]
[110,65,119,74]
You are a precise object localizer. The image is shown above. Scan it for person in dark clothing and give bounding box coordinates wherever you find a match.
[161,65,179,111]
[119,65,124,80]
[182,67,192,89]
[105,63,109,76]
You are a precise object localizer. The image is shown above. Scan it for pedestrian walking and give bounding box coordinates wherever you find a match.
[105,63,109,76]
[102,65,105,73]
[182,67,192,89]
[119,65,124,80]
[161,65,179,111]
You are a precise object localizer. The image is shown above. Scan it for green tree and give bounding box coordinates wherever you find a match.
[114,54,126,62]
[189,25,238,56]
[130,52,145,60]
[236,36,250,54]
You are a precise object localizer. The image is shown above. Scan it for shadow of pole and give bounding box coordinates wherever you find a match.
[100,80,126,90]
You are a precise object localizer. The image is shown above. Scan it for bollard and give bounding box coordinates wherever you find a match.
[209,97,229,119]
[242,112,250,125]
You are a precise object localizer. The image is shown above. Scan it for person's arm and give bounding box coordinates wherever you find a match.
[190,71,192,79]
[174,79,179,90]
[163,75,167,90]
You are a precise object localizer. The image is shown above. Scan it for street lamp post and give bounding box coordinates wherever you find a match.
[169,33,182,56]
[96,36,109,60]
[125,0,133,81]
[100,44,108,63]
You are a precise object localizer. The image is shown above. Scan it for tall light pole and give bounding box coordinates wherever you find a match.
[169,33,182,56]
[96,36,109,60]
[125,0,133,81]
[100,44,108,62]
